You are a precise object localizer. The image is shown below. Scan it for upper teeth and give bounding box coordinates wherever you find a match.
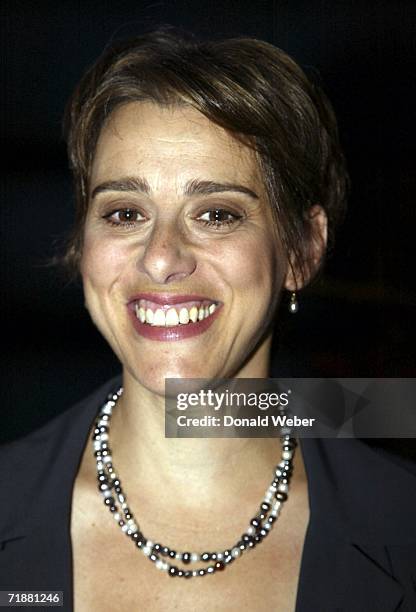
[134,301,217,327]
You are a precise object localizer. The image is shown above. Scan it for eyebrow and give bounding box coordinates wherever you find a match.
[90,176,259,200]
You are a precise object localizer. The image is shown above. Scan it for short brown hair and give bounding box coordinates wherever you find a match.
[63,26,349,280]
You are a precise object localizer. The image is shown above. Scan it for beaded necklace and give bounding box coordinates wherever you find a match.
[93,387,296,579]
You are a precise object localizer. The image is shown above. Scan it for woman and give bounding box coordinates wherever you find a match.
[1,28,415,612]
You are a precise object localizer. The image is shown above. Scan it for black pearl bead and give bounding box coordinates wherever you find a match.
[132,533,139,540]
[168,566,178,576]
[250,518,261,530]
[275,491,288,502]
[206,566,215,574]
[182,552,191,564]
[260,528,268,537]
[169,550,176,558]
[254,534,263,544]
[177,570,184,577]
[184,571,192,579]
[215,561,225,571]
[153,543,162,552]
[268,516,276,524]
[261,502,271,512]
[211,553,217,560]
[198,569,206,576]
[224,554,233,564]
[109,505,116,512]
[242,534,251,542]
[114,486,122,494]
[161,547,169,556]
[201,552,211,562]
[150,553,158,563]
[237,540,247,551]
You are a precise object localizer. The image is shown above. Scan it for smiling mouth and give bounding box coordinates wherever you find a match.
[133,299,219,327]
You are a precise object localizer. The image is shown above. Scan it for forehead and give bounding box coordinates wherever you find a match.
[90,101,264,190]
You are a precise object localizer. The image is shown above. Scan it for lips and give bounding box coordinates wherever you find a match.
[127,293,223,341]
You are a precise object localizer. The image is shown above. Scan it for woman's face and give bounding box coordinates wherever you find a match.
[81,101,289,395]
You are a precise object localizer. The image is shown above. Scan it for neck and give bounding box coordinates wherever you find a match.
[104,339,306,524]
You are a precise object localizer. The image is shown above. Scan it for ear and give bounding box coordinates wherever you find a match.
[284,204,328,291]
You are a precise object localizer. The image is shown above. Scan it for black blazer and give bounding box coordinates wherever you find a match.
[1,377,416,611]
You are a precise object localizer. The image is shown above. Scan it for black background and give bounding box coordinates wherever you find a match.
[2,1,415,444]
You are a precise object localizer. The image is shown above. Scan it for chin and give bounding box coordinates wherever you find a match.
[127,359,222,397]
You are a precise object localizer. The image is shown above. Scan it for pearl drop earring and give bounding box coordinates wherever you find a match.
[289,292,299,314]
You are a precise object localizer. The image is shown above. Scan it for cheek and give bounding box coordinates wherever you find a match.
[216,231,282,299]
[81,232,130,292]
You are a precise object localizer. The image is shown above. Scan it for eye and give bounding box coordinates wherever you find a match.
[103,208,145,227]
[196,208,243,229]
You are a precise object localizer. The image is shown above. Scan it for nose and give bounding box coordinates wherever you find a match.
[137,219,197,284]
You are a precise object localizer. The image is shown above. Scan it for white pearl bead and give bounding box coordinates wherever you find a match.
[103,456,112,464]
[216,552,224,560]
[121,525,128,533]
[103,490,112,498]
[102,405,112,415]
[282,450,293,461]
[94,441,102,450]
[156,560,165,570]
[192,570,198,577]
[113,512,120,521]
[232,547,241,558]
[146,540,154,548]
[191,553,199,562]
[264,523,272,531]
[278,483,288,493]
[175,552,182,560]
[100,433,109,441]
[247,526,255,535]
[265,492,273,502]
[96,461,104,470]
[143,546,151,556]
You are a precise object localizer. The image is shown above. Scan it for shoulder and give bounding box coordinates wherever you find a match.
[0,376,121,539]
[302,437,416,543]
[0,376,121,465]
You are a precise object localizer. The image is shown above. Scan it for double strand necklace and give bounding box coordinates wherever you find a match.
[93,387,297,579]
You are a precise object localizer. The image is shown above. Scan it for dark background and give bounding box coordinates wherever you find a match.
[1,1,415,444]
